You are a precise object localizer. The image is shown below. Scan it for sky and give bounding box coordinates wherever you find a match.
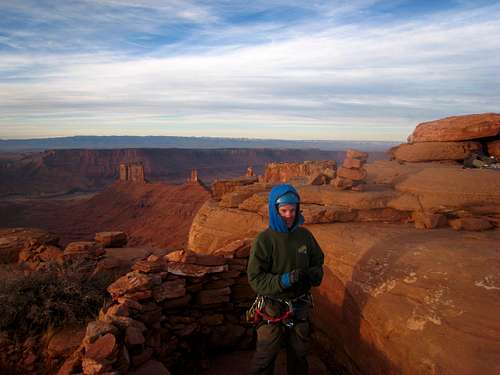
[0,0,499,141]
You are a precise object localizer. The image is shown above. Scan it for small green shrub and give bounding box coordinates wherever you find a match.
[0,262,114,337]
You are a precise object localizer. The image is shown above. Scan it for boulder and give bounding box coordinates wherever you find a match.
[346,149,368,160]
[408,113,500,142]
[107,271,152,299]
[337,167,367,181]
[448,217,493,231]
[64,241,104,259]
[95,231,128,248]
[391,141,482,162]
[0,228,59,263]
[395,166,500,210]
[308,222,500,375]
[188,200,266,254]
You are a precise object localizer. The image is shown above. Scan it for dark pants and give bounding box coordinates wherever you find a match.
[249,318,310,375]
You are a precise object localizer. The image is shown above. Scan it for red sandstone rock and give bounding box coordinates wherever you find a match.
[337,167,367,181]
[167,262,227,277]
[309,173,332,185]
[85,333,118,363]
[487,140,500,158]
[95,231,127,248]
[57,347,83,375]
[307,222,500,375]
[330,176,353,190]
[408,113,500,142]
[107,271,152,299]
[263,160,336,184]
[449,217,493,231]
[356,208,410,223]
[188,200,267,254]
[64,241,104,259]
[395,166,500,210]
[391,141,482,162]
[238,192,268,214]
[412,212,448,229]
[153,279,186,302]
[84,321,119,347]
[0,227,59,263]
[132,258,166,273]
[342,158,365,169]
[346,149,368,160]
[162,294,192,309]
[125,326,145,346]
[211,176,259,200]
[197,287,231,305]
[47,326,86,361]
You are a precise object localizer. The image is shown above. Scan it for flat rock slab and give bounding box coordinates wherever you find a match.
[409,113,500,142]
[391,141,482,162]
[395,166,500,210]
[309,223,500,375]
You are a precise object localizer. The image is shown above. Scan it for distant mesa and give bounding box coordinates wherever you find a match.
[119,162,145,183]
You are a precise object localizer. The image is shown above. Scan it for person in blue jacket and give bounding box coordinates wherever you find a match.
[247,184,324,374]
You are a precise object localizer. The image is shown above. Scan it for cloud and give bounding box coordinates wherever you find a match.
[0,1,499,140]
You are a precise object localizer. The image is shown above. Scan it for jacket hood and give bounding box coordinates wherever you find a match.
[268,184,304,233]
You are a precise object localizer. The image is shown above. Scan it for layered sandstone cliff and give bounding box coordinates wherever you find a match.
[0,148,354,196]
[187,114,500,375]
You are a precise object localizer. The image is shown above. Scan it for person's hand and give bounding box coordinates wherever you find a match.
[280,269,308,288]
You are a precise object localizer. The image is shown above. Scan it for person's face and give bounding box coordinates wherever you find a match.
[278,204,297,228]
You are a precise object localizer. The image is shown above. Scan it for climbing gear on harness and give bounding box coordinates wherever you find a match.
[246,293,313,327]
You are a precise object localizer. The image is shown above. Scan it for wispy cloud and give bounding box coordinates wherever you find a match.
[0,1,499,140]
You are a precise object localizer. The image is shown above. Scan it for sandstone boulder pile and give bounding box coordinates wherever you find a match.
[58,240,255,374]
[391,113,500,162]
[0,228,59,264]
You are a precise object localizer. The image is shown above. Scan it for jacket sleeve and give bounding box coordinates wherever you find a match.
[307,232,324,287]
[247,234,284,296]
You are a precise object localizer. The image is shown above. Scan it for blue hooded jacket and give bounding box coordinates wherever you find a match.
[268,184,305,233]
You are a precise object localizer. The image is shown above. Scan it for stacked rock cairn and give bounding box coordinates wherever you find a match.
[331,149,368,191]
[58,239,256,375]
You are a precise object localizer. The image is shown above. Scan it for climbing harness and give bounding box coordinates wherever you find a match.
[246,293,312,328]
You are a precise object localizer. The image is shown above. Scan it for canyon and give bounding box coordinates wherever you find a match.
[0,113,499,374]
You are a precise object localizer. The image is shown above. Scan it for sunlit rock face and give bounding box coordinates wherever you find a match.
[407,113,500,143]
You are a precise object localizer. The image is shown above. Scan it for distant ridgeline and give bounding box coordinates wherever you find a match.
[0,135,398,152]
[0,148,389,196]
